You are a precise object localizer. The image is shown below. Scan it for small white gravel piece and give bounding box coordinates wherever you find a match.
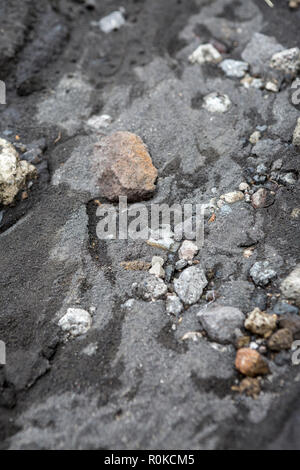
[189,44,222,65]
[58,308,92,337]
[220,59,249,78]
[203,93,231,113]
[179,240,199,261]
[99,10,125,33]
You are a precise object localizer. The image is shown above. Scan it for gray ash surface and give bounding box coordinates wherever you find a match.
[0,0,300,450]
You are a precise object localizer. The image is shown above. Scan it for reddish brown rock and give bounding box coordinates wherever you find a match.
[94,131,158,202]
[268,328,293,352]
[235,348,270,377]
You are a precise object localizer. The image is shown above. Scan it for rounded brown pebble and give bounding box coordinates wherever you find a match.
[235,348,270,377]
[251,188,275,209]
[94,131,158,202]
[268,328,294,352]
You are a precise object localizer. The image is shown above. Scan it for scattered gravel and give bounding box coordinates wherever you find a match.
[232,377,261,399]
[2,0,300,451]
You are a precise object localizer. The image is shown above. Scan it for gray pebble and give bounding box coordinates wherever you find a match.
[197,304,245,345]
[250,261,277,287]
[174,266,208,305]
[273,302,299,316]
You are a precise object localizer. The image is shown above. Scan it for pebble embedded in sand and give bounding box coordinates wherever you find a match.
[0,138,37,205]
[235,348,270,377]
[94,131,158,202]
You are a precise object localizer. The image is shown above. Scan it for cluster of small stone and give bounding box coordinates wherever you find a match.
[128,229,300,397]
[132,238,206,315]
[207,149,297,224]
[188,38,300,115]
[232,264,300,395]
[127,244,300,397]
[49,40,300,398]
[87,130,300,398]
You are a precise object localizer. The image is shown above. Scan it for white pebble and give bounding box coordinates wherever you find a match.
[189,44,222,65]
[179,240,199,261]
[98,10,125,34]
[220,59,249,78]
[203,93,231,113]
[58,308,92,337]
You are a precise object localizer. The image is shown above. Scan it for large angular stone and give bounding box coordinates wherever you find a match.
[94,132,158,202]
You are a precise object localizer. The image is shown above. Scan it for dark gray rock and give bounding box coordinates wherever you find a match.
[250,261,277,287]
[273,302,299,316]
[198,304,245,344]
[174,266,208,305]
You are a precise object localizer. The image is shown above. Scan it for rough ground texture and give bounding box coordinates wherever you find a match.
[0,0,300,450]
